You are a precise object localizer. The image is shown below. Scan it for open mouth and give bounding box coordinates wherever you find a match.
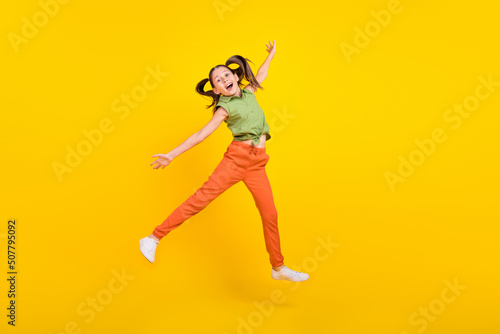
[226,83,233,90]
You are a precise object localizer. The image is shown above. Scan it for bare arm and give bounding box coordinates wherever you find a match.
[151,107,229,169]
[255,40,277,86]
[166,132,201,160]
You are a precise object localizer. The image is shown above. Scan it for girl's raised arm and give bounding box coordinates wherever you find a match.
[254,40,277,86]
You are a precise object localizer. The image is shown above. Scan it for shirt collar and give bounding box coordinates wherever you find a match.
[218,87,247,102]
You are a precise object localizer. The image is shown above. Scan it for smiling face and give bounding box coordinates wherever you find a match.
[211,67,239,97]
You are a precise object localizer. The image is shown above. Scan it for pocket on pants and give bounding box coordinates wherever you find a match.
[224,149,244,169]
[221,153,236,169]
[261,153,270,166]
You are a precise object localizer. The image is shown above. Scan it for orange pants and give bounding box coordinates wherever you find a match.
[152,140,285,267]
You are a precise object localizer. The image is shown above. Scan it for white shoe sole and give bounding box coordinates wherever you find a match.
[272,272,309,282]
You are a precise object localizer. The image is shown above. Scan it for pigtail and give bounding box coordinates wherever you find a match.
[195,77,221,114]
[225,55,264,91]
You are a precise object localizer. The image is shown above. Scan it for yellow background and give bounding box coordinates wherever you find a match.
[1,0,499,333]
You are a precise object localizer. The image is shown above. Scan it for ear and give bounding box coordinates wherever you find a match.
[212,88,219,95]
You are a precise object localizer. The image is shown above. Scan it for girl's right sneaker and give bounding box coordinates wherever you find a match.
[271,265,309,282]
[140,236,159,263]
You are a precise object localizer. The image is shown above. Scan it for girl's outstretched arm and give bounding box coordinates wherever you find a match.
[254,40,276,86]
[150,107,228,170]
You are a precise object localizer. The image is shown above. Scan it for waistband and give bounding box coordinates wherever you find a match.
[229,140,267,155]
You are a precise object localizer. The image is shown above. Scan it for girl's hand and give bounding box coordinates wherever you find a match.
[265,40,276,57]
[150,154,173,169]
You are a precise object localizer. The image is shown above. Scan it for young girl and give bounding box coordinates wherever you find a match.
[140,41,309,282]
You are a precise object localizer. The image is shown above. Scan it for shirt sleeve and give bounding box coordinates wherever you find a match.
[216,101,230,115]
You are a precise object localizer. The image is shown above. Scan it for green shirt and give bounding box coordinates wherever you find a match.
[215,87,271,146]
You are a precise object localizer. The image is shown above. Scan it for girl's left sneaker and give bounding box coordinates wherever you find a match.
[272,265,309,282]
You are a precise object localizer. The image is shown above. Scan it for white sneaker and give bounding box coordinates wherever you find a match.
[272,265,309,282]
[140,237,159,263]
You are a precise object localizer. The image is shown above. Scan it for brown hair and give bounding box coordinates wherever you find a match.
[195,55,264,115]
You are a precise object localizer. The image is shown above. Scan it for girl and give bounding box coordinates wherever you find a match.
[140,41,309,282]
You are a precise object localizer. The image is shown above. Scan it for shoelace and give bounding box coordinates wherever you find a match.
[282,268,305,276]
[148,241,158,252]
